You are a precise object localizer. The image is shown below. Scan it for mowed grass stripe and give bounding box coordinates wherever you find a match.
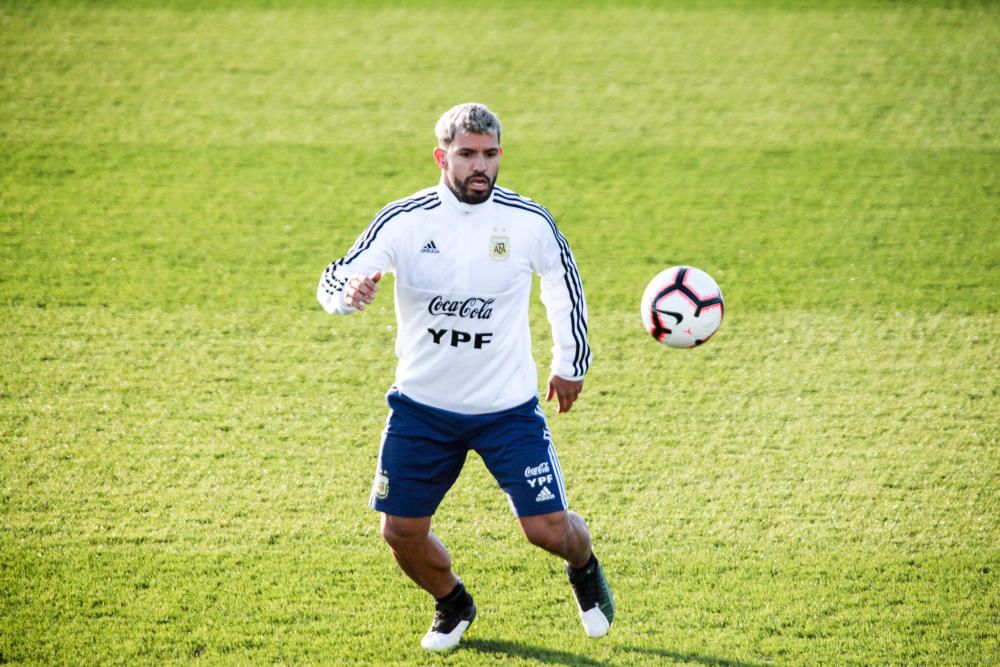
[1,143,996,313]
[1,5,997,150]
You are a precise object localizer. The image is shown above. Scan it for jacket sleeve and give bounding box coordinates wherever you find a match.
[536,222,592,380]
[316,211,396,315]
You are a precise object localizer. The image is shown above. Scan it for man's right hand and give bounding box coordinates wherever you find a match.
[344,272,382,311]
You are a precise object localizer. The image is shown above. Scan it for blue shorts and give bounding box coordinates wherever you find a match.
[369,388,569,518]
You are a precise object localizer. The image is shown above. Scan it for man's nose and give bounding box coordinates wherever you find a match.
[472,154,487,171]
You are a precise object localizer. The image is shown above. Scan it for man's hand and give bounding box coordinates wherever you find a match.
[546,374,583,414]
[344,272,382,311]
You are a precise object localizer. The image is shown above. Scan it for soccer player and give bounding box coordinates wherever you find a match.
[317,103,614,651]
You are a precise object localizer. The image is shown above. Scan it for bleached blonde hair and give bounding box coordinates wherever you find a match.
[435,103,502,147]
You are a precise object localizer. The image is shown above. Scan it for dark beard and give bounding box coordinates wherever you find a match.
[448,172,496,204]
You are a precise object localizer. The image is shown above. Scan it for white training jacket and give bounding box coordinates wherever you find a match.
[317,181,591,415]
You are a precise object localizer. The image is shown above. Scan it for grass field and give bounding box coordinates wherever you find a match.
[2,1,998,665]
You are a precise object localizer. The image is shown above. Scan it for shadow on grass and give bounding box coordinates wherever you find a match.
[462,638,770,667]
[619,646,772,667]
[461,638,607,666]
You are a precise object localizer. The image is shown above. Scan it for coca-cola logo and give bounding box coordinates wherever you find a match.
[524,462,550,477]
[428,295,495,320]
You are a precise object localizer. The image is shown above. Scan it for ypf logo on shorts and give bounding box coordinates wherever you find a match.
[525,461,553,489]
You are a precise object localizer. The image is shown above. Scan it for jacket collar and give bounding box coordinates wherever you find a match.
[436,179,494,216]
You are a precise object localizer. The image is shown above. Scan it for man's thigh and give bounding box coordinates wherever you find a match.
[471,399,569,517]
[369,391,468,517]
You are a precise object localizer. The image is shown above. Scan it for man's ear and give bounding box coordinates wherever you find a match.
[433,147,446,170]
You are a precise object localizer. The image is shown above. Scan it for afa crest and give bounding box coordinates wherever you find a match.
[373,471,389,500]
[490,236,510,261]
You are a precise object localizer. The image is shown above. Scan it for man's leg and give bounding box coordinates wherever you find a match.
[470,396,614,638]
[380,513,476,650]
[519,510,615,638]
[517,509,591,568]
[379,513,457,597]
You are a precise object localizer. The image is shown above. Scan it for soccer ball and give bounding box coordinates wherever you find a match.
[641,266,724,348]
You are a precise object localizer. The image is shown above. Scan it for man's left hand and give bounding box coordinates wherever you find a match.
[546,375,583,414]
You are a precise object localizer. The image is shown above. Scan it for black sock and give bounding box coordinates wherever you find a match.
[436,580,472,609]
[570,552,598,575]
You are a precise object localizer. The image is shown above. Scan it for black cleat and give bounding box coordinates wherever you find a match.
[565,553,615,637]
[421,592,476,650]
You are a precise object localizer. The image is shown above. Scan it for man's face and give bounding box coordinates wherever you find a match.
[434,130,501,204]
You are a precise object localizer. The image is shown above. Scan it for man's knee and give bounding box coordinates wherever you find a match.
[520,512,571,553]
[524,526,565,554]
[520,510,593,565]
[380,514,431,551]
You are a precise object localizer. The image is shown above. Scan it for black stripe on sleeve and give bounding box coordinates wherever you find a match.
[493,189,590,376]
[321,192,440,296]
[342,191,439,265]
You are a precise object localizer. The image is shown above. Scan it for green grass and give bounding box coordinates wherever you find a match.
[2,1,998,665]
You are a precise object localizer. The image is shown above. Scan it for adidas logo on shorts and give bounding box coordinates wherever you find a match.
[535,486,555,502]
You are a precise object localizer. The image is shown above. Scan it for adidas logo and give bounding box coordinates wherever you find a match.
[421,240,440,254]
[535,486,555,502]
